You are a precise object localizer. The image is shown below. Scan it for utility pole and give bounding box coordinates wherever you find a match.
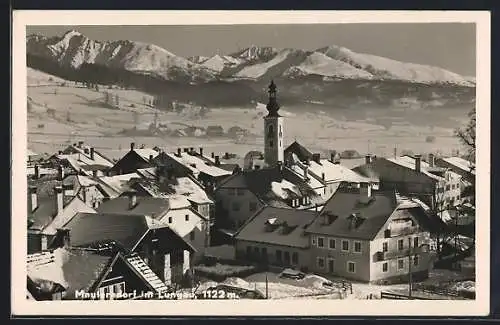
[408,237,412,297]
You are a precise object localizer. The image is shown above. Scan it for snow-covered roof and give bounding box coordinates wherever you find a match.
[388,156,454,181]
[171,177,213,204]
[270,180,302,199]
[167,152,232,177]
[133,149,160,162]
[98,173,141,194]
[441,156,476,175]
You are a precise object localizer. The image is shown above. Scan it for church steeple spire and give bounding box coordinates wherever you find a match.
[266,80,281,117]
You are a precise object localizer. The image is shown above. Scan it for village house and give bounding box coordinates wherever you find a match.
[126,174,215,224]
[27,149,49,167]
[62,211,196,286]
[27,184,96,254]
[50,141,114,177]
[153,148,234,190]
[96,194,209,261]
[286,149,379,200]
[108,143,160,175]
[353,154,463,214]
[305,183,441,284]
[61,174,110,209]
[434,156,475,204]
[234,206,318,268]
[214,163,324,232]
[27,245,169,300]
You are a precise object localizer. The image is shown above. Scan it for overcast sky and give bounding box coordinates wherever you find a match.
[27,23,476,76]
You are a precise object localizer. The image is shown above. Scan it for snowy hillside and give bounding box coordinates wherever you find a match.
[201,54,245,72]
[283,52,373,80]
[27,30,216,82]
[316,45,473,87]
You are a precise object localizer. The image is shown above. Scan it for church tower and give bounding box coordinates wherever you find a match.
[263,80,284,167]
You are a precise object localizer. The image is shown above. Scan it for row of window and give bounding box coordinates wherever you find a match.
[290,196,310,207]
[394,236,419,251]
[316,255,420,274]
[245,246,299,265]
[313,237,362,253]
[316,257,357,273]
[167,214,191,223]
[97,282,126,300]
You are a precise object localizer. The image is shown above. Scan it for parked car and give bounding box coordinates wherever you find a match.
[279,268,306,280]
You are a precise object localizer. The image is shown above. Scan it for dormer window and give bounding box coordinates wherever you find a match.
[268,125,274,136]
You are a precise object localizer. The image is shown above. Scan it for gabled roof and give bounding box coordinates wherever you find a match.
[439,156,476,175]
[306,189,399,240]
[217,165,323,207]
[64,213,157,251]
[96,196,173,217]
[162,151,233,178]
[235,206,318,248]
[27,247,114,299]
[28,195,95,234]
[98,173,142,194]
[284,141,313,162]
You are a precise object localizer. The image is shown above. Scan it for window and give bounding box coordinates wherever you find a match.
[229,188,236,196]
[347,261,356,273]
[413,237,419,248]
[398,259,405,270]
[413,255,419,266]
[284,251,291,264]
[190,231,195,241]
[249,202,257,212]
[236,188,244,196]
[328,238,336,250]
[382,262,388,272]
[292,252,298,264]
[262,247,268,260]
[398,239,404,251]
[232,202,240,211]
[268,125,274,136]
[185,214,189,221]
[269,140,274,148]
[382,242,388,252]
[317,257,325,269]
[276,250,282,263]
[254,247,259,255]
[168,217,172,224]
[342,240,349,252]
[317,237,325,248]
[246,246,252,257]
[114,282,125,295]
[446,185,451,191]
[354,241,362,253]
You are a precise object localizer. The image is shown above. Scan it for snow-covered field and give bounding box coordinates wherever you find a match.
[26,69,469,159]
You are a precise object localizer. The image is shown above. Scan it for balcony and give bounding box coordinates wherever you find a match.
[384,226,419,238]
[376,244,430,261]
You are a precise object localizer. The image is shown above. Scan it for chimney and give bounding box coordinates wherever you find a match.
[322,172,325,181]
[394,147,397,159]
[305,158,311,166]
[414,154,422,173]
[34,164,39,179]
[360,182,372,197]
[57,165,64,181]
[303,166,309,180]
[54,185,64,216]
[428,153,435,167]
[365,154,372,165]
[149,154,154,162]
[56,228,71,248]
[211,152,215,159]
[92,170,98,177]
[190,147,194,154]
[330,152,336,163]
[128,193,137,210]
[177,148,182,157]
[199,147,203,156]
[90,147,95,160]
[78,141,84,148]
[214,156,220,166]
[130,142,135,151]
[312,153,321,164]
[28,185,38,212]
[184,148,189,153]
[62,182,74,197]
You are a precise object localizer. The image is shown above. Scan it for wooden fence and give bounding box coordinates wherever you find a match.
[380,291,432,300]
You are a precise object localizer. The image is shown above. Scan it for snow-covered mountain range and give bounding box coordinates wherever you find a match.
[26,30,476,107]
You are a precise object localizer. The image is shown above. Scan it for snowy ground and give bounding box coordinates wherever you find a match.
[26,69,470,160]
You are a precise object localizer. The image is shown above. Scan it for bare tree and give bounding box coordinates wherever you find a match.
[455,107,476,161]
